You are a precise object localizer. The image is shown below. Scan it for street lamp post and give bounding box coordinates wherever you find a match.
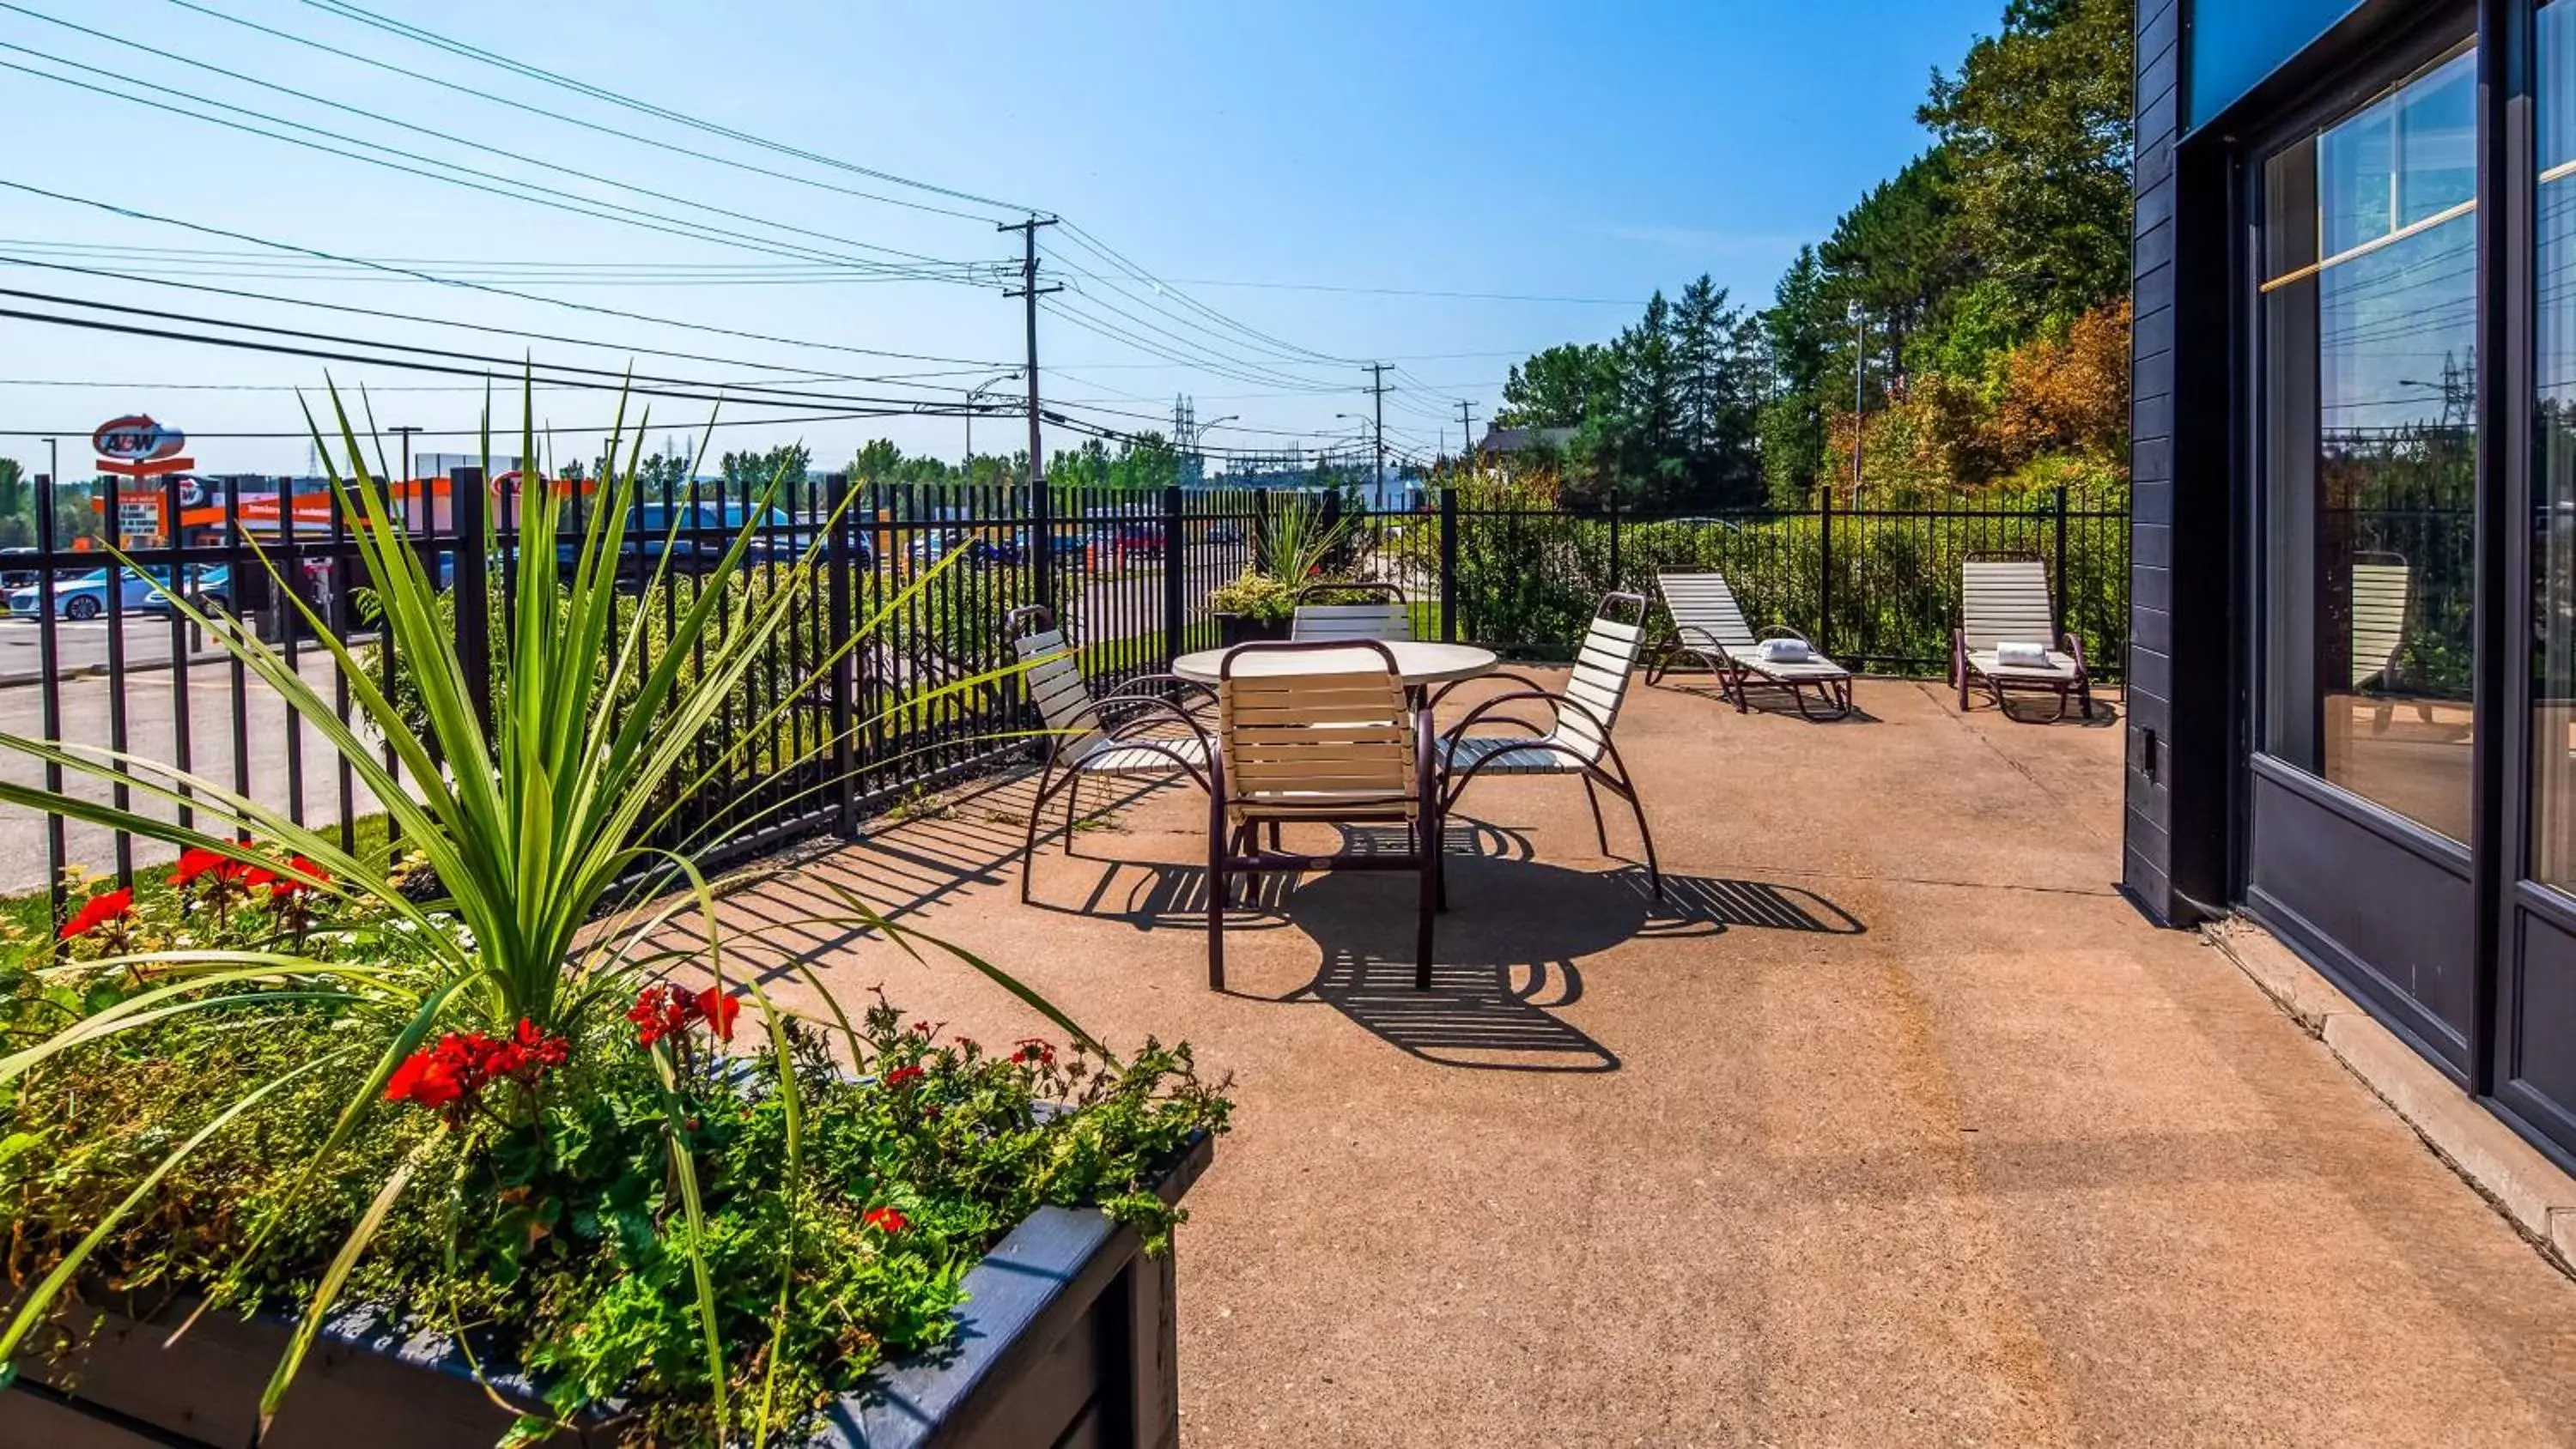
[1848,300,1866,506]
[1182,413,1238,479]
[965,371,1023,468]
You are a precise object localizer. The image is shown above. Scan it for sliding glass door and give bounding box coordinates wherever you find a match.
[2261,44,2481,845]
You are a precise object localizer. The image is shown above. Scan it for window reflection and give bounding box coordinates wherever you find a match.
[2263,46,2478,843]
[2532,0,2576,886]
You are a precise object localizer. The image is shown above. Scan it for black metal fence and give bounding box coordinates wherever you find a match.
[1425,487,2129,675]
[0,472,2123,915]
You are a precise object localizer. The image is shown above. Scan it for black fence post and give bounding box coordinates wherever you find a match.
[1031,470,1054,625]
[1607,492,1621,595]
[827,471,858,840]
[32,470,64,936]
[1438,485,1459,644]
[1251,488,1270,574]
[2051,483,2070,627]
[1816,484,1834,659]
[451,466,491,733]
[1161,483,1185,667]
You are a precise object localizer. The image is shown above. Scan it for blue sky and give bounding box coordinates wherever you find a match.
[1,0,2001,474]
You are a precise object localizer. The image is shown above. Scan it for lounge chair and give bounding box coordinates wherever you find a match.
[1207,640,1437,991]
[1432,592,1661,896]
[1009,606,1213,902]
[2351,552,2428,733]
[1291,580,1413,642]
[1952,556,2093,720]
[1648,568,1853,719]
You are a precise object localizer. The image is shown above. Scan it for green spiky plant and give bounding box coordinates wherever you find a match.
[0,384,1220,1445]
[1206,491,1357,623]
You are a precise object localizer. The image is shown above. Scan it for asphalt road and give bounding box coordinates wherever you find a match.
[0,650,386,896]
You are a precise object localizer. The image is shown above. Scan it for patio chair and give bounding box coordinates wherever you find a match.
[1291,580,1414,642]
[1648,568,1852,719]
[1952,556,2094,721]
[1207,640,1437,991]
[1009,605,1214,903]
[2350,552,2430,733]
[1431,592,1661,897]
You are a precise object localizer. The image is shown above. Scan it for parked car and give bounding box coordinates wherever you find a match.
[137,564,232,616]
[0,547,36,593]
[1206,523,1246,545]
[7,565,221,621]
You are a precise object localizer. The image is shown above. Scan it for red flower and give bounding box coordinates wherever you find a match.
[60,888,133,940]
[629,984,737,1047]
[171,847,228,887]
[1013,1038,1055,1067]
[629,985,691,1046]
[517,1016,569,1070]
[270,855,331,903]
[862,1207,908,1235]
[883,1064,925,1090]
[385,1048,465,1110]
[694,985,739,1043]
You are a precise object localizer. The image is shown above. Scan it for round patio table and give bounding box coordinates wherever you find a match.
[1170,640,1499,689]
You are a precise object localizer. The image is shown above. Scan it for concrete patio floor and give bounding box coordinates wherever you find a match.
[719,671,2576,1446]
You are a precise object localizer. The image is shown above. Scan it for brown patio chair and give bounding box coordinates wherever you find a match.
[1207,640,1437,991]
[1649,568,1853,718]
[1431,591,1661,897]
[1952,556,2094,720]
[1291,579,1414,642]
[1010,605,1214,903]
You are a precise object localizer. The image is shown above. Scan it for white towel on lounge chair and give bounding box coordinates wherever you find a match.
[1755,638,1812,664]
[1996,641,2052,668]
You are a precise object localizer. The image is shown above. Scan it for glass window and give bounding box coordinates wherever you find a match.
[2263,45,2479,844]
[2534,0,2576,887]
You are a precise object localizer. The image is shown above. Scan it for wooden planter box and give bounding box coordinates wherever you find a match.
[2,1133,1211,1449]
[1212,614,1290,648]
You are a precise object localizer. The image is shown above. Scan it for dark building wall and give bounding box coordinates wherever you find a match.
[2126,0,2190,921]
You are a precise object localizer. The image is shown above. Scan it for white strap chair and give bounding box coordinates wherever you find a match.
[1290,580,1414,643]
[1951,556,2094,720]
[1009,606,1213,902]
[1649,568,1853,719]
[1431,591,1661,897]
[1206,640,1438,991]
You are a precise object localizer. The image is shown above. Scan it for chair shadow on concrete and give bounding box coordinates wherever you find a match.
[1649,669,1884,724]
[1275,820,1868,1071]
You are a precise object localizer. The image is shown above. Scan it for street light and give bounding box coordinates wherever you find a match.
[965,370,1023,464]
[1847,300,1866,506]
[1185,413,1239,455]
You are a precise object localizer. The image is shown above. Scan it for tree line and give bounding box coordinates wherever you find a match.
[1492,0,2133,512]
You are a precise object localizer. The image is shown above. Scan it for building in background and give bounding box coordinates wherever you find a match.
[2131,0,2576,1170]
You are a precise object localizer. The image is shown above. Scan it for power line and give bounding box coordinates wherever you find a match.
[0,180,1015,368]
[0,289,1014,416]
[156,0,1018,225]
[0,39,987,279]
[292,0,1038,216]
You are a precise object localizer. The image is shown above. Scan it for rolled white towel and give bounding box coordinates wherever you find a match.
[1996,640,2053,668]
[1755,637,1812,664]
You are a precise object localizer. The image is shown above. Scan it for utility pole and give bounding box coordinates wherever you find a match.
[1364,361,1388,507]
[999,215,1061,606]
[387,425,422,486]
[1848,300,1865,506]
[1455,399,1477,464]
